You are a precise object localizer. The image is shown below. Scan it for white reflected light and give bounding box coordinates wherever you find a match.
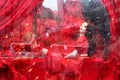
[43,0,58,11]
[26,23,29,26]
[64,0,66,2]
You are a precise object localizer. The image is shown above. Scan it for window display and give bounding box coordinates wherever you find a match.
[0,0,120,80]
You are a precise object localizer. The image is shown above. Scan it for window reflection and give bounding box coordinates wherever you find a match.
[1,0,113,59]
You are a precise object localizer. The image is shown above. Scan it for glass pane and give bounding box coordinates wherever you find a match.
[0,0,120,80]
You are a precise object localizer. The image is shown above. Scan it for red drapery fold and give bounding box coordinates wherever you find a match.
[102,0,120,38]
[0,0,43,36]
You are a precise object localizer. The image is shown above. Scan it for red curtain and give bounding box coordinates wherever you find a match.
[103,0,120,38]
[0,0,43,36]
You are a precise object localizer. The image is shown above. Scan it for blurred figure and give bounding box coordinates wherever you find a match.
[23,31,38,50]
[41,21,94,58]
[40,21,95,80]
[64,22,90,58]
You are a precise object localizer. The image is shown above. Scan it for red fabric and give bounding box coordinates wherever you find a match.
[103,0,120,38]
[50,36,88,56]
[62,57,84,75]
[0,0,43,36]
[46,36,88,75]
[13,58,46,80]
[0,58,26,80]
[0,56,117,80]
[75,36,88,55]
[45,51,65,74]
[50,44,74,55]
[61,27,79,45]
[80,58,113,80]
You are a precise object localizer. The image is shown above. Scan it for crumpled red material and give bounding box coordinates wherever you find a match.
[0,51,119,80]
[0,58,26,80]
[13,58,46,80]
[0,0,43,36]
[45,51,65,74]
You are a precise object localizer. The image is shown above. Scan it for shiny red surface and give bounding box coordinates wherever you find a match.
[0,0,120,80]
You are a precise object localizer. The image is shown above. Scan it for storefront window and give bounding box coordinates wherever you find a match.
[0,0,120,79]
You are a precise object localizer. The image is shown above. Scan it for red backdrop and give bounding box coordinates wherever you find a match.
[103,0,120,39]
[0,0,43,36]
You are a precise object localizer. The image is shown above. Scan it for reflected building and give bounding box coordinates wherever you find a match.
[57,0,64,25]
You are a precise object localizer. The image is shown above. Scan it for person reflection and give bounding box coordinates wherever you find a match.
[10,32,38,57]
[23,32,38,51]
[64,22,90,58]
[41,21,95,79]
[42,21,94,58]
